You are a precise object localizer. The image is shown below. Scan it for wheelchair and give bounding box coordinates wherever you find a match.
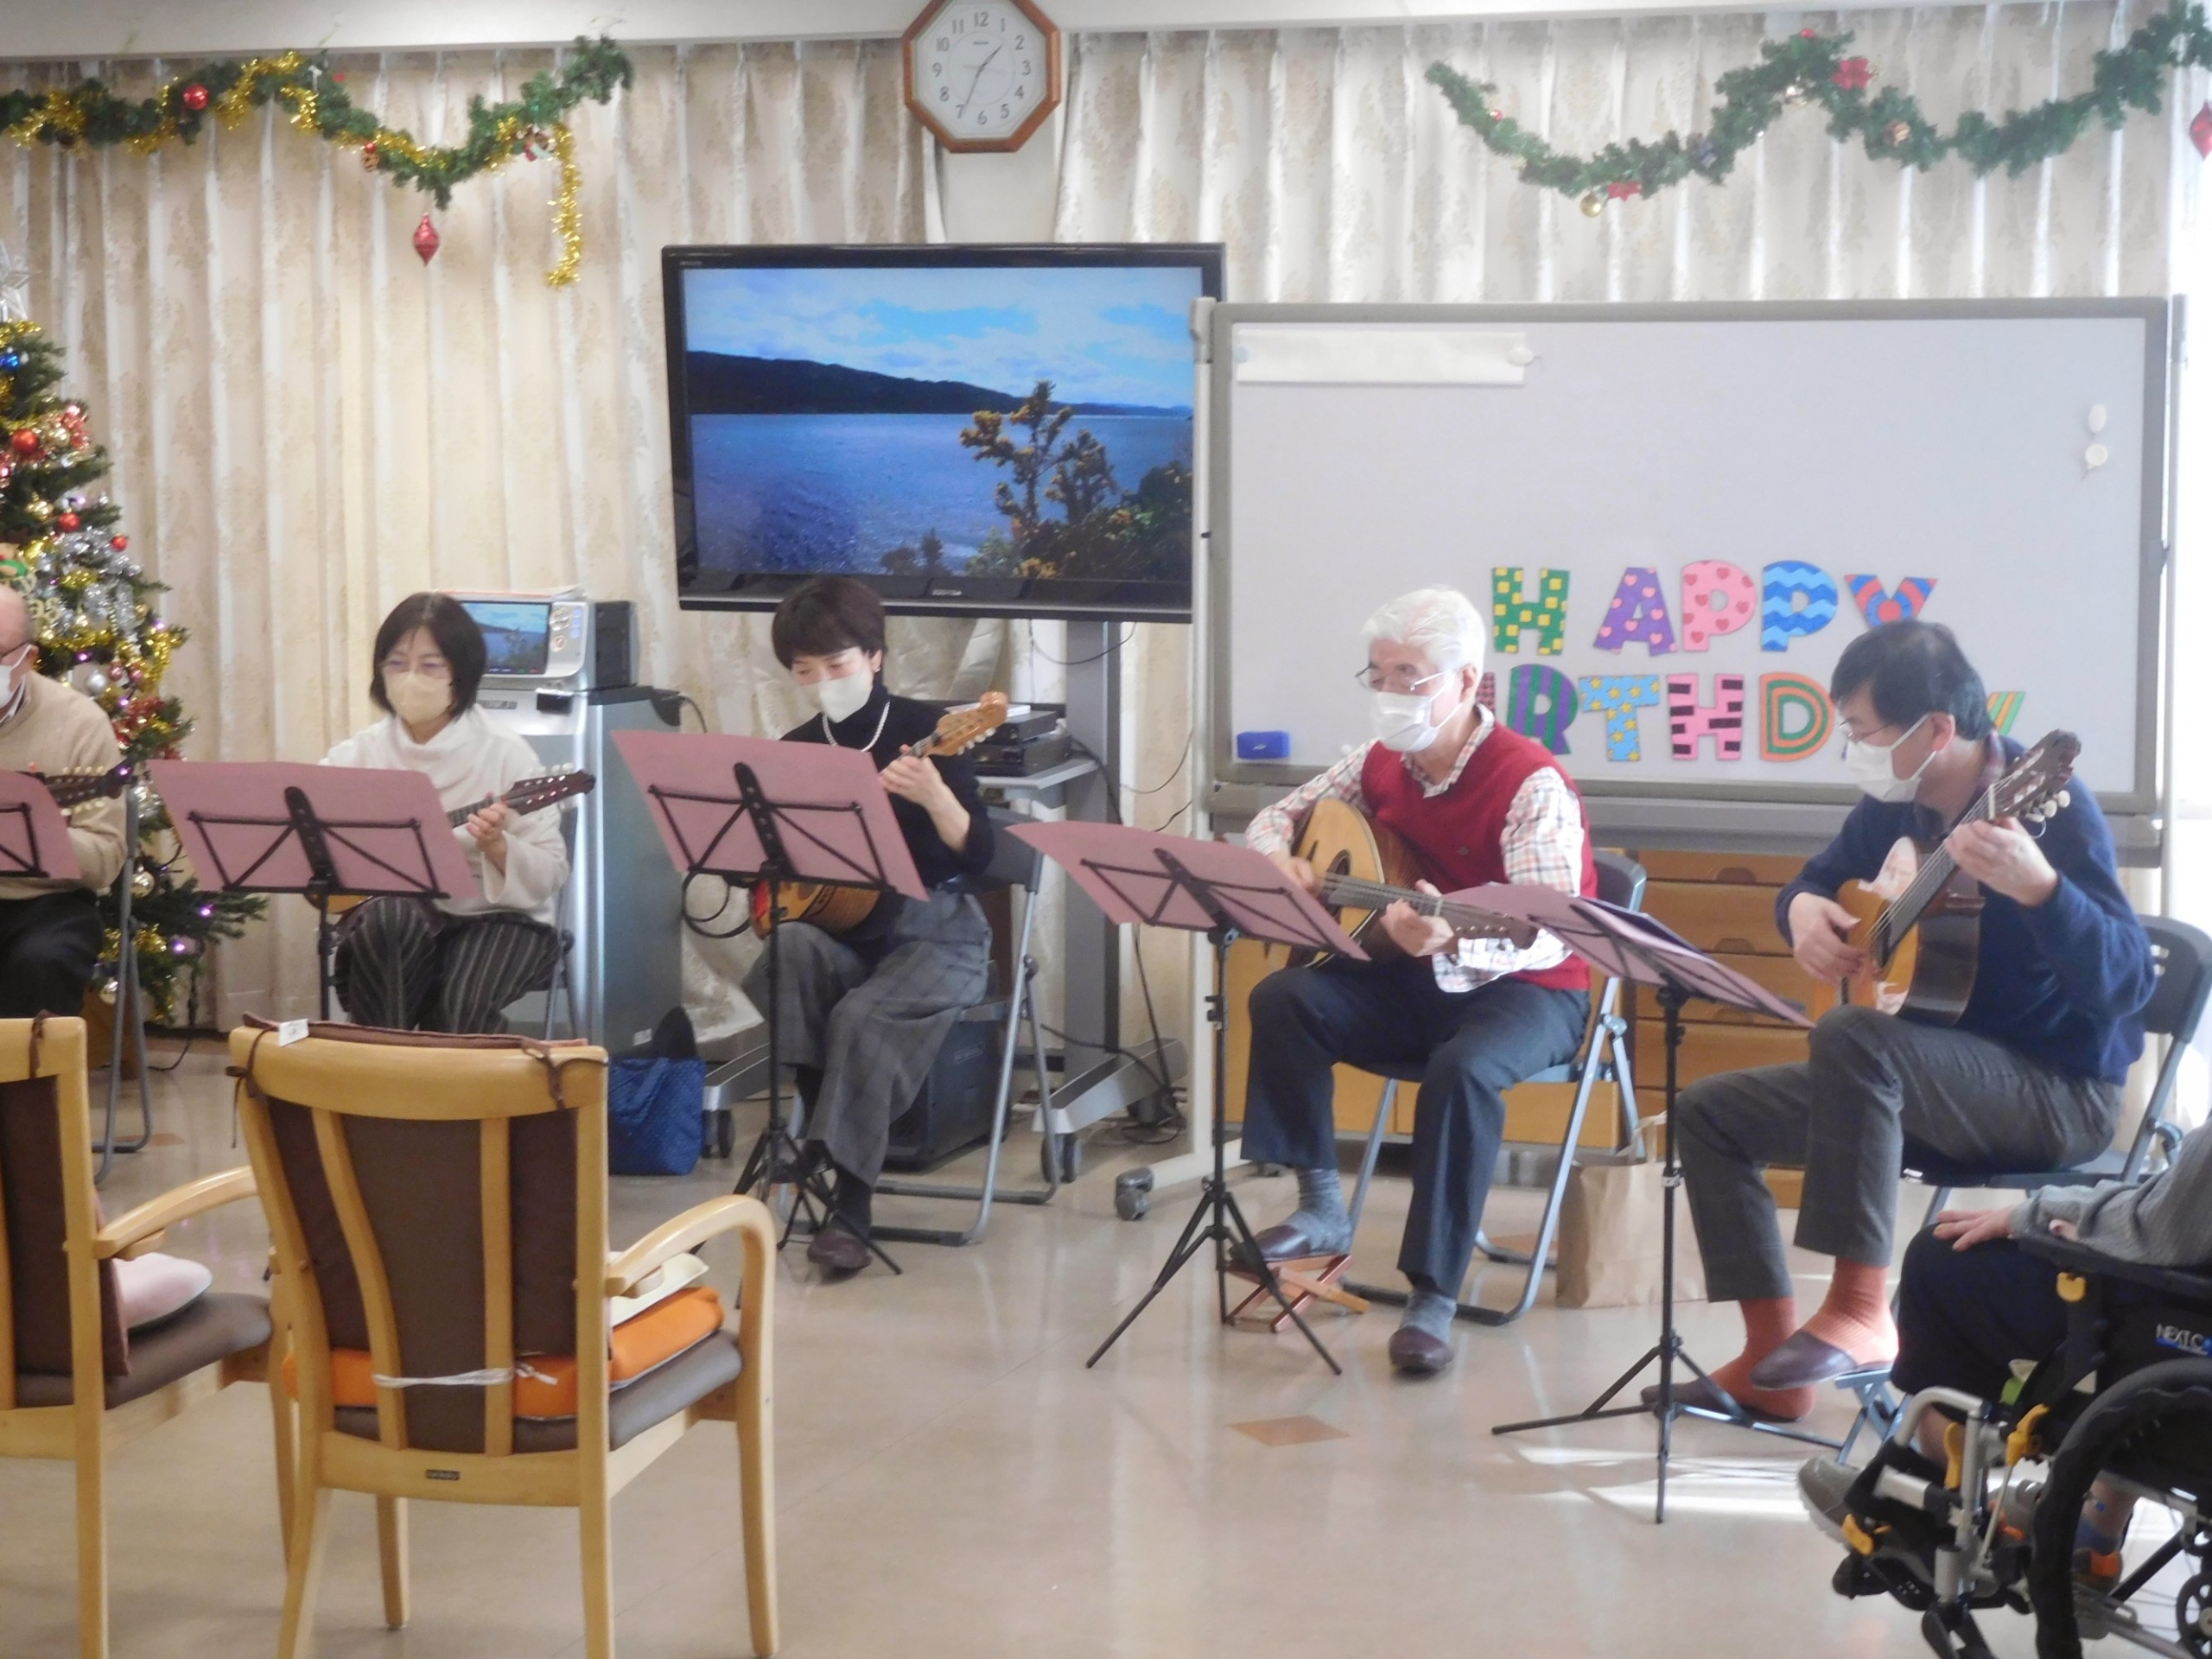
[1821,1229,2212,1659]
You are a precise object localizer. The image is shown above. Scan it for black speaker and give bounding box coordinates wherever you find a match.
[592,601,635,689]
[882,1015,999,1172]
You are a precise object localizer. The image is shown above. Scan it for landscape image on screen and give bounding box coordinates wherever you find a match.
[678,263,1200,590]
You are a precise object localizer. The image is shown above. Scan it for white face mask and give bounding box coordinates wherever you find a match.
[0,646,29,721]
[385,671,453,728]
[1370,688,1448,753]
[811,671,875,725]
[1842,714,1934,803]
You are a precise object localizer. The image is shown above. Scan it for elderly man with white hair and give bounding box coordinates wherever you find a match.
[0,583,127,1017]
[1241,585,1596,1375]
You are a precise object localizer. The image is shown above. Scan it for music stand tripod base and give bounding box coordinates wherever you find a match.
[1003,824,1369,1377]
[1456,893,1838,1522]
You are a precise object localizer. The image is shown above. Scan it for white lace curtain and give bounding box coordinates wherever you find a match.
[2,10,2204,1069]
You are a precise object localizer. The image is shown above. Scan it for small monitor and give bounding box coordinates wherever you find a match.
[461,601,554,677]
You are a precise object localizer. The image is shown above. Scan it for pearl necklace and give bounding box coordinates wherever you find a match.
[822,697,892,753]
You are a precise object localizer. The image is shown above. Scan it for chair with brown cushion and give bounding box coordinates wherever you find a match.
[231,1020,778,1659]
[0,1014,285,1659]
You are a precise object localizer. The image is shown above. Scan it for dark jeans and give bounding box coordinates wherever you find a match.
[1892,1230,2070,1399]
[1240,956,1588,1294]
[1675,1003,2120,1303]
[0,890,101,1019]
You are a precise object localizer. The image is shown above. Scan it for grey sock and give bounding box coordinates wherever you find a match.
[1401,1285,1458,1344]
[1279,1166,1351,1253]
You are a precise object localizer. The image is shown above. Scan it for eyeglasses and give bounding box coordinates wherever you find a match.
[1354,665,1448,696]
[383,656,452,682]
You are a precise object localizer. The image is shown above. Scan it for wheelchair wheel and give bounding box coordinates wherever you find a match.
[2029,1357,2212,1659]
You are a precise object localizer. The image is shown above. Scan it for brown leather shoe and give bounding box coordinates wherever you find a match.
[806,1222,871,1274]
[1387,1324,1453,1376]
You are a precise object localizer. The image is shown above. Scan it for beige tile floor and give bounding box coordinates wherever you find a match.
[0,1046,2037,1659]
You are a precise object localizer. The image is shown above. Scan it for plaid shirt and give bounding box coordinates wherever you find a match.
[1245,709,1583,992]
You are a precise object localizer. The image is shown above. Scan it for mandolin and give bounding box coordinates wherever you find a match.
[443,766,595,828]
[321,767,595,915]
[1834,728,2078,1023]
[749,692,1010,939]
[30,761,135,810]
[1259,794,1536,972]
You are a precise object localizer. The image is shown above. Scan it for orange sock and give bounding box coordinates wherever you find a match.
[1798,1259,1898,1368]
[1702,1297,1815,1421]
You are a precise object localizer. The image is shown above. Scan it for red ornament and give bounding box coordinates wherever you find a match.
[181,83,210,112]
[1832,58,1872,92]
[8,428,37,457]
[1605,180,1643,200]
[412,213,441,266]
[55,511,79,531]
[361,140,380,169]
[1800,27,1818,36]
[2193,102,2212,159]
[110,534,128,552]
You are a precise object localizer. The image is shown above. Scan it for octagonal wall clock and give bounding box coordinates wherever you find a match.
[904,0,1064,154]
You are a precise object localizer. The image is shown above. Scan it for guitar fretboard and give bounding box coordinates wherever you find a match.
[1316,872,1522,942]
[1872,780,2004,953]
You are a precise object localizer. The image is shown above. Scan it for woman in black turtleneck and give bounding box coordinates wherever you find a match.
[740,576,995,1274]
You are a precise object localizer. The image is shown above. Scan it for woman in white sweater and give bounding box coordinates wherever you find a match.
[321,593,569,1031]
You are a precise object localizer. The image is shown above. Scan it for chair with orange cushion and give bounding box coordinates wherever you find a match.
[231,1020,778,1659]
[0,1015,287,1659]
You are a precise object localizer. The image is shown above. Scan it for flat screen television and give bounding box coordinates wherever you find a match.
[663,243,1223,621]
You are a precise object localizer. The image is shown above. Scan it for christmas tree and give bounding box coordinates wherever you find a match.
[0,251,261,1021]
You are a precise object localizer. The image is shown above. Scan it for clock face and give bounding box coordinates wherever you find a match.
[908,2,1058,149]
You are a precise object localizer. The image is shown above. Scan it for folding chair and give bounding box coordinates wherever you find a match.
[1,1015,287,1659]
[1231,852,1646,1331]
[876,807,1065,1248]
[1829,913,2212,1461]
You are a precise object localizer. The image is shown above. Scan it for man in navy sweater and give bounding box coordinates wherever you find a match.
[1662,621,2155,1422]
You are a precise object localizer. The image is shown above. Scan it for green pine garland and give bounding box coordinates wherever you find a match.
[1428,0,2212,212]
[0,37,630,207]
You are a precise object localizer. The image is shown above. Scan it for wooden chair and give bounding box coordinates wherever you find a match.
[0,1014,285,1659]
[231,1020,778,1659]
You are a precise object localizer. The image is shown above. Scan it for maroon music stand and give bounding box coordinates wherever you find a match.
[1009,821,1366,1374]
[0,769,81,882]
[1471,887,1824,1522]
[151,760,478,1021]
[613,730,926,1275]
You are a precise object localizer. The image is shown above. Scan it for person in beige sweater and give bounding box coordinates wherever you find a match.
[0,585,126,1017]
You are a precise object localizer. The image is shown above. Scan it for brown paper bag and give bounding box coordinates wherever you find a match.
[1554,1147,1707,1309]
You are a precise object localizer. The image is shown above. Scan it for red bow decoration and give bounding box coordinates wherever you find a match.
[1833,58,1873,92]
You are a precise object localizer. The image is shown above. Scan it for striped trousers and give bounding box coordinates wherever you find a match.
[333,896,563,1034]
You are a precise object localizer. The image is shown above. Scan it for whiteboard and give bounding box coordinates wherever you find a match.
[1209,302,2168,825]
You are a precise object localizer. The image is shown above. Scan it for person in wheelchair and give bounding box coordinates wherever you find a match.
[1797,1116,2212,1659]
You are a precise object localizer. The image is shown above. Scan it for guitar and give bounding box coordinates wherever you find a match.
[30,761,135,810]
[1834,728,2079,1023]
[1259,794,1536,971]
[748,692,1010,939]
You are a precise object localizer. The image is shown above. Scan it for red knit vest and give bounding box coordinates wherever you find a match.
[1358,725,1596,992]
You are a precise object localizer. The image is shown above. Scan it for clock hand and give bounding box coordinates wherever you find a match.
[959,42,1005,116]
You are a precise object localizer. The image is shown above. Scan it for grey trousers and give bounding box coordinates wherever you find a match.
[741,891,989,1187]
[1675,1002,2120,1303]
